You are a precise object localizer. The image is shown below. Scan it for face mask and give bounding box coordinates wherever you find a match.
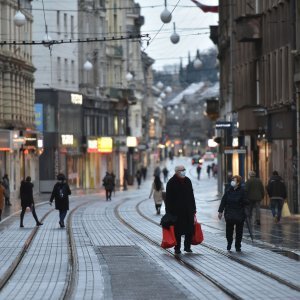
[231,180,236,187]
[180,171,186,177]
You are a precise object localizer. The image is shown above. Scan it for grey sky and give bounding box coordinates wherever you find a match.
[137,0,219,71]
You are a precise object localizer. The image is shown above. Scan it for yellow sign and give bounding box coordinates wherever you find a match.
[98,137,113,153]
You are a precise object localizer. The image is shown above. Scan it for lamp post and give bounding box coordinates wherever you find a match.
[160,0,172,24]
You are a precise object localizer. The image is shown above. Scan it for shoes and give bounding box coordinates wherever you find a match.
[8,203,12,206]
[184,248,193,253]
[174,249,181,255]
[236,248,241,252]
[274,216,278,223]
[256,220,261,226]
[59,221,65,228]
[36,222,43,226]
[20,224,24,228]
[227,245,231,251]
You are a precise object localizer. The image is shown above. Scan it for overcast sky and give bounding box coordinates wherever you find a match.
[137,0,219,71]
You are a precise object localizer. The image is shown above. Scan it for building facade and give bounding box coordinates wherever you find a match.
[0,0,40,196]
[218,0,299,213]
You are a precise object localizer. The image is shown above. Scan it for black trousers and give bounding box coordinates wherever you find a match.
[226,220,244,250]
[20,206,39,225]
[105,189,112,200]
[174,231,193,250]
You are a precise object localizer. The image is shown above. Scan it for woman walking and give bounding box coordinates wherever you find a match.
[0,181,5,221]
[149,176,164,215]
[218,175,248,252]
[50,173,71,228]
[20,176,43,227]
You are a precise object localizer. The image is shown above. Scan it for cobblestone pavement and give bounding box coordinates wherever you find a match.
[0,157,299,299]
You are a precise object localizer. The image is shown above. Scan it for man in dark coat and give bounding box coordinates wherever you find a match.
[20,176,43,227]
[266,170,287,223]
[165,165,196,254]
[50,173,71,228]
[103,172,115,200]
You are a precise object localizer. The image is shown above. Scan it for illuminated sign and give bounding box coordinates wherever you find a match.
[61,134,74,145]
[34,104,43,132]
[71,94,83,105]
[87,139,98,153]
[215,121,232,129]
[25,133,37,148]
[98,137,113,153]
[126,136,137,147]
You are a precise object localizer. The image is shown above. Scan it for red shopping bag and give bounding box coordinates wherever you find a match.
[161,225,177,249]
[191,217,204,245]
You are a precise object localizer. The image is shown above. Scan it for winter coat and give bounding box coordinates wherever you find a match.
[266,175,287,200]
[0,184,5,210]
[218,185,247,223]
[103,174,114,190]
[20,180,35,208]
[165,175,196,235]
[149,182,164,205]
[50,181,71,211]
[244,177,265,202]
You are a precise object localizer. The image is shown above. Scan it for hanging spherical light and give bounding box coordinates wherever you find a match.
[126,72,133,81]
[156,81,164,89]
[160,0,172,23]
[193,58,203,69]
[170,23,180,44]
[14,10,26,27]
[165,86,172,93]
[83,60,93,71]
[160,92,166,99]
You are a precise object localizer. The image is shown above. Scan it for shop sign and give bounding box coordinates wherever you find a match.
[98,137,113,153]
[61,134,74,145]
[215,121,232,129]
[87,139,98,153]
[34,104,43,132]
[71,93,83,105]
[224,148,246,154]
[0,130,12,151]
[25,133,37,148]
[126,136,137,147]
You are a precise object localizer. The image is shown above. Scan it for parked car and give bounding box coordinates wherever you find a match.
[192,155,202,165]
[202,152,215,161]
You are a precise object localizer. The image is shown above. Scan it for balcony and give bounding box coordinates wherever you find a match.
[235,14,262,42]
[106,45,123,58]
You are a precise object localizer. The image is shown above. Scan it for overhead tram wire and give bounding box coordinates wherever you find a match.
[0,34,150,46]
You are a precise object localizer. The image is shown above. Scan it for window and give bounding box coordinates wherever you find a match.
[71,60,75,83]
[64,59,68,83]
[64,13,67,37]
[57,57,61,81]
[70,16,74,38]
[57,11,60,33]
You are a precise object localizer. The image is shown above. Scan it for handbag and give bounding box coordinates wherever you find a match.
[281,201,291,218]
[161,225,177,249]
[191,216,204,245]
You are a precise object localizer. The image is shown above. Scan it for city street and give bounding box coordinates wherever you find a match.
[0,157,299,299]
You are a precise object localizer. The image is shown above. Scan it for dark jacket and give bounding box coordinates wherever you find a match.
[50,181,71,211]
[266,175,287,199]
[103,174,114,190]
[218,185,247,223]
[20,180,34,208]
[244,177,265,202]
[165,175,196,235]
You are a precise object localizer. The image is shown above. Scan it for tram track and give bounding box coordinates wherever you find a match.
[114,199,243,300]
[135,199,300,293]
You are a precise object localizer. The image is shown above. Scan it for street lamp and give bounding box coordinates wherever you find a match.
[126,72,133,82]
[170,22,180,44]
[83,60,93,71]
[160,0,172,24]
[193,58,203,69]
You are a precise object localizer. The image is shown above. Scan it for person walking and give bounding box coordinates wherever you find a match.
[102,172,114,201]
[2,174,11,206]
[135,169,142,189]
[20,176,43,228]
[165,165,197,254]
[162,166,169,183]
[218,175,248,252]
[266,171,287,223]
[149,176,164,215]
[50,173,71,228]
[0,180,5,221]
[206,165,211,178]
[141,166,147,181]
[244,171,265,225]
[196,164,202,180]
